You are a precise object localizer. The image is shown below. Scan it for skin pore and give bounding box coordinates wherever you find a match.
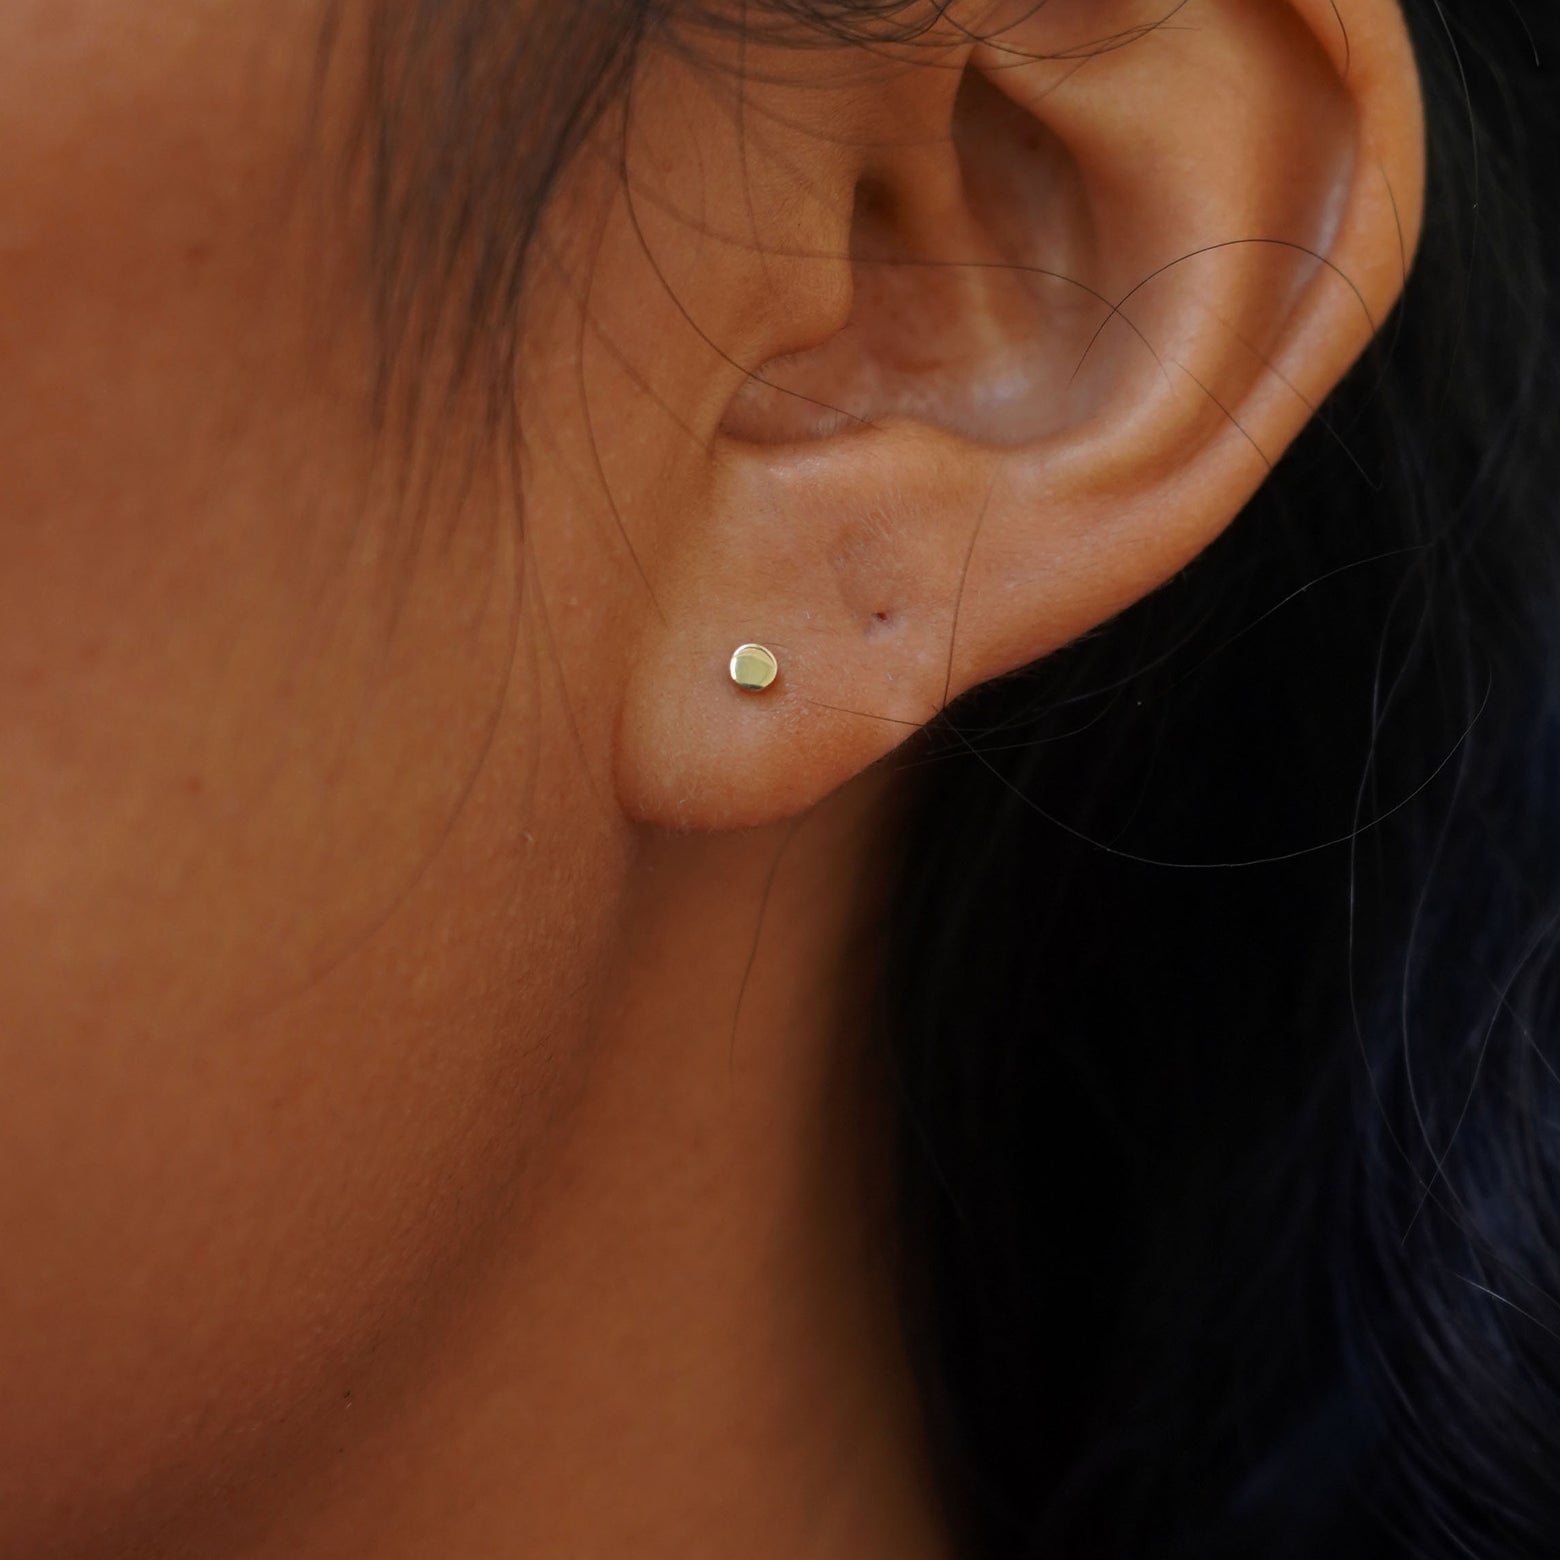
[0,1,1422,1555]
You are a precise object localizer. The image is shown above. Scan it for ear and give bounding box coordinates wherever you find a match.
[606,0,1425,832]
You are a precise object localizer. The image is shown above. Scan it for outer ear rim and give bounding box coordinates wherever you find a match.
[951,0,1426,689]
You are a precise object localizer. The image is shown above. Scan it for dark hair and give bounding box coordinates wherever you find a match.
[333,3,1560,1554]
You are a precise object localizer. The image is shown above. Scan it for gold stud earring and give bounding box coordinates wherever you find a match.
[729,643,779,693]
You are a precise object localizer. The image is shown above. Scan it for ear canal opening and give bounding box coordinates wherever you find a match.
[716,61,1107,450]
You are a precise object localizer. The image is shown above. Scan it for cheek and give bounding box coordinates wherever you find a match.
[0,778,621,1554]
[0,517,624,1551]
[0,2,624,1549]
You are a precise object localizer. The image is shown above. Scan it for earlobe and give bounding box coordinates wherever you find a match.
[611,0,1424,834]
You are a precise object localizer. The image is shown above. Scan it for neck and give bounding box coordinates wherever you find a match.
[249,767,952,1560]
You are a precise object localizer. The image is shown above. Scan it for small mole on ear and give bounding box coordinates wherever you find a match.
[866,609,894,639]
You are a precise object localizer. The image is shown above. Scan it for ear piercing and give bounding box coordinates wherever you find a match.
[729,643,779,693]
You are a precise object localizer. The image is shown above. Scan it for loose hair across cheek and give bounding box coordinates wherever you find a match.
[320,0,960,445]
[331,3,1560,1555]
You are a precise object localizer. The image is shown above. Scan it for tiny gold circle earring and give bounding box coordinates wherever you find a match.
[729,642,779,693]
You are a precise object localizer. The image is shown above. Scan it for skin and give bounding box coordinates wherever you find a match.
[0,1,1423,1555]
